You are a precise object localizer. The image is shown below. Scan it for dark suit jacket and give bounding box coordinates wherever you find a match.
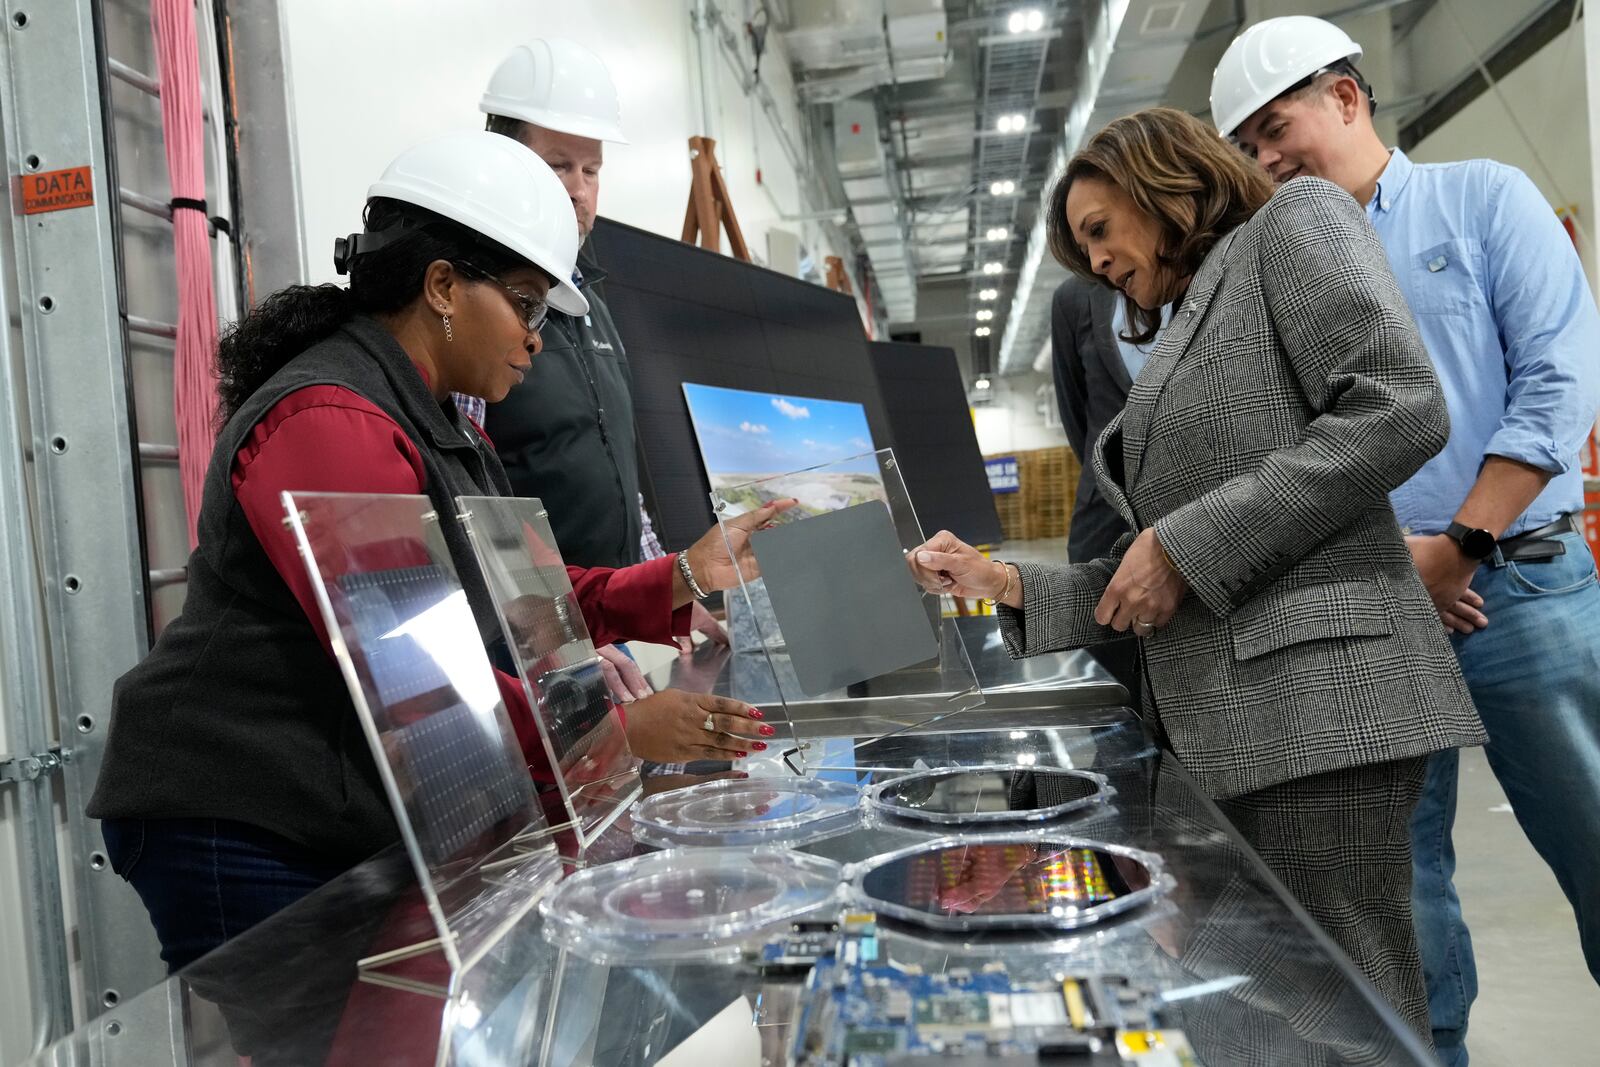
[1051,276,1133,565]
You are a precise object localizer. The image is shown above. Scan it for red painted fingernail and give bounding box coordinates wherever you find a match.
[747,708,764,719]
[734,771,749,779]
[735,751,748,758]
[752,741,768,751]
[759,725,776,736]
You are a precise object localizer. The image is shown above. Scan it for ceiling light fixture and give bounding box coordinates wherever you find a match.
[976,309,994,321]
[986,226,1009,241]
[974,377,992,390]
[975,326,992,337]
[979,288,998,300]
[982,262,1003,275]
[989,179,1016,197]
[996,114,1027,134]
[1009,9,1044,33]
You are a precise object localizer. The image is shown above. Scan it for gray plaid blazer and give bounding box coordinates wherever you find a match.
[1000,177,1484,801]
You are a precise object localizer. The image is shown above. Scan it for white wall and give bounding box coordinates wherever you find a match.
[972,370,1068,455]
[279,0,855,289]
[1404,21,1595,284]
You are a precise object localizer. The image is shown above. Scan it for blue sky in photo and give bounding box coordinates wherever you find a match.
[682,383,880,477]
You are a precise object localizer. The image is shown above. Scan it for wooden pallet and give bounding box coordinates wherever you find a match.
[986,445,1080,544]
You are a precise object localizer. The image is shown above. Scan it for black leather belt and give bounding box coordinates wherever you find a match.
[1497,513,1579,562]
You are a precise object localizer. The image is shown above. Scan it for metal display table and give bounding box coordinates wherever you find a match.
[24,625,1434,1067]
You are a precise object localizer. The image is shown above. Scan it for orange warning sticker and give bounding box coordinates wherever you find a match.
[18,166,94,216]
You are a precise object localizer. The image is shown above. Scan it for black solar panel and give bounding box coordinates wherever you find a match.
[868,341,1003,546]
[337,567,532,868]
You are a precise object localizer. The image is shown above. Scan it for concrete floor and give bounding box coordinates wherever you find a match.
[1000,538,1596,1064]
[1454,745,1596,1066]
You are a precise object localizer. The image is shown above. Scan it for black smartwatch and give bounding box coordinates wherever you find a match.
[1444,522,1496,560]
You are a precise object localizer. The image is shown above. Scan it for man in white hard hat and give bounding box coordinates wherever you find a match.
[459,39,727,696]
[1213,16,1600,1064]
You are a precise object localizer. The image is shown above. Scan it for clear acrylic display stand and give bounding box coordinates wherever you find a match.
[631,776,863,849]
[711,448,984,773]
[283,491,564,1023]
[455,495,641,849]
[538,846,846,964]
[864,765,1117,826]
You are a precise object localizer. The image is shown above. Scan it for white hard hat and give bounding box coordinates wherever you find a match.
[363,130,588,317]
[1210,16,1363,138]
[479,40,629,144]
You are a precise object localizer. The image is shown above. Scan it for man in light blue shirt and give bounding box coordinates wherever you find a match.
[1217,16,1600,1064]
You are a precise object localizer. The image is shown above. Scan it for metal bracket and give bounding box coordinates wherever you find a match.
[0,746,66,784]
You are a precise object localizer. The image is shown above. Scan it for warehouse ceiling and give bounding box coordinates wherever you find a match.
[777,0,1238,370]
[775,0,1572,389]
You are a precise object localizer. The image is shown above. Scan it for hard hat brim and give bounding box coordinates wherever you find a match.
[545,275,589,317]
[478,96,630,145]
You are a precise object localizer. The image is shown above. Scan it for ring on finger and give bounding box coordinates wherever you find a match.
[702,714,716,732]
[1132,618,1156,638]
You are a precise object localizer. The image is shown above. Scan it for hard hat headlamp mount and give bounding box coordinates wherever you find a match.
[333,213,428,276]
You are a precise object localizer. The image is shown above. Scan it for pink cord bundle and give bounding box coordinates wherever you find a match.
[151,0,219,548]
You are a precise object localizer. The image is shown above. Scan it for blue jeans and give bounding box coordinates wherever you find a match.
[1411,531,1600,1065]
[102,817,349,972]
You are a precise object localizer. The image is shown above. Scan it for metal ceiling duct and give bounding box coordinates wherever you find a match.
[835,96,918,321]
[778,0,951,320]
[784,0,950,103]
[964,1,1064,344]
[999,0,1211,375]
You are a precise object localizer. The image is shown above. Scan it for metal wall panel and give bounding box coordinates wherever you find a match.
[0,0,168,1028]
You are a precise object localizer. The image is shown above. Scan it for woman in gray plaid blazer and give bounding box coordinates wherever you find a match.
[911,108,1484,1042]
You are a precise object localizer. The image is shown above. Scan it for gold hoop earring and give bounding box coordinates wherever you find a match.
[442,315,452,343]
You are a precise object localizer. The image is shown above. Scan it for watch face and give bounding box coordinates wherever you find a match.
[1461,528,1496,559]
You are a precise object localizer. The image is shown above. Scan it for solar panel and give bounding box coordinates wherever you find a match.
[338,567,532,869]
[869,341,1003,546]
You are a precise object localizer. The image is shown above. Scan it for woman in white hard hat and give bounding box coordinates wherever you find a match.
[87,131,780,971]
[908,107,1484,1043]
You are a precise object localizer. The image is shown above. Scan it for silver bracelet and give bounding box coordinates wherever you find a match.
[676,552,710,600]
